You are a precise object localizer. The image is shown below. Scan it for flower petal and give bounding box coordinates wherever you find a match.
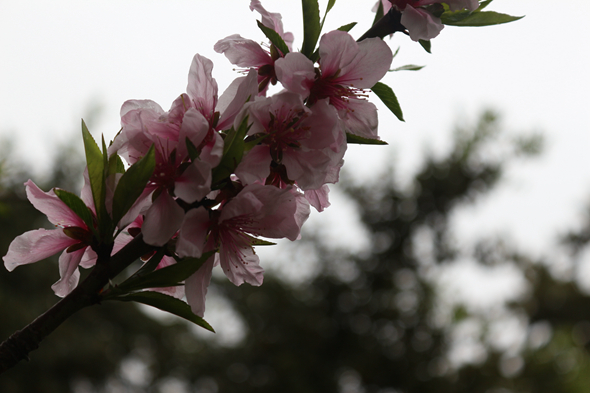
[25,180,85,228]
[187,54,218,120]
[214,34,271,68]
[185,253,216,317]
[51,247,85,297]
[3,228,76,271]
[142,192,185,247]
[177,207,211,258]
[235,145,272,185]
[275,52,315,97]
[219,238,264,287]
[175,160,212,204]
[401,5,444,42]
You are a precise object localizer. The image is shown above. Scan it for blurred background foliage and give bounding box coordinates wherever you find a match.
[2,111,590,393]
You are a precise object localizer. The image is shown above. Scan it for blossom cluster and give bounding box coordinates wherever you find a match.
[3,0,505,321]
[2,1,397,318]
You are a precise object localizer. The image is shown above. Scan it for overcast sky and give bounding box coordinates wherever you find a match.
[1,0,589,260]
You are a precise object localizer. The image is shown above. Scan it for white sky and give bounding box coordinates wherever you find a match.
[1,0,589,258]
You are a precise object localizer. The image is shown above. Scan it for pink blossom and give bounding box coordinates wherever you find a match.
[275,30,393,138]
[3,180,95,297]
[234,91,346,191]
[214,1,294,93]
[176,184,310,316]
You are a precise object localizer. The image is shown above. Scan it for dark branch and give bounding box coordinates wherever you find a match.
[0,234,155,374]
[358,8,406,42]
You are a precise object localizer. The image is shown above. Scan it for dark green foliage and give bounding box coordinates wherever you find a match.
[4,111,590,392]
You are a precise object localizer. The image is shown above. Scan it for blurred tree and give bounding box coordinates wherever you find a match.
[5,111,590,393]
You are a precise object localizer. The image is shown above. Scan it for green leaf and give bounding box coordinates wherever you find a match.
[111,291,214,332]
[211,117,250,186]
[257,20,290,56]
[320,0,337,31]
[185,137,200,161]
[325,0,336,14]
[419,39,432,53]
[392,46,400,59]
[245,234,277,246]
[337,22,357,32]
[111,145,155,226]
[54,189,95,231]
[108,154,126,176]
[476,0,493,11]
[81,120,106,223]
[117,250,216,293]
[301,0,321,58]
[389,64,425,72]
[441,10,523,26]
[346,133,388,145]
[371,82,404,122]
[372,0,384,27]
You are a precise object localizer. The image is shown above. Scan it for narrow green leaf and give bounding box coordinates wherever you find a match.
[419,39,432,53]
[81,120,105,221]
[301,0,321,58]
[392,46,400,59]
[476,0,493,11]
[257,20,290,56]
[372,0,384,27]
[320,0,337,31]
[54,189,95,231]
[371,82,404,122]
[243,133,269,153]
[108,154,126,176]
[346,133,388,145]
[337,22,357,33]
[117,250,216,293]
[185,137,200,161]
[389,64,425,72]
[128,248,167,280]
[245,234,277,246]
[112,291,214,332]
[211,117,250,186]
[326,0,336,14]
[111,145,155,225]
[441,10,523,26]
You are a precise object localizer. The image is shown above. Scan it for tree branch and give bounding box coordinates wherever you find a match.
[0,234,155,374]
[358,8,406,42]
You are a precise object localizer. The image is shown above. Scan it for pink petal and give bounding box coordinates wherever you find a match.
[304,185,331,212]
[234,145,272,185]
[199,132,224,168]
[174,161,212,204]
[214,34,271,68]
[282,149,332,190]
[177,207,211,258]
[3,228,76,271]
[185,253,216,317]
[216,69,258,130]
[177,108,210,161]
[142,192,185,247]
[25,180,85,228]
[79,247,98,269]
[401,5,444,41]
[338,98,379,139]
[249,0,293,49]
[275,52,316,97]
[319,31,393,89]
[187,54,218,119]
[51,247,85,297]
[219,237,264,287]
